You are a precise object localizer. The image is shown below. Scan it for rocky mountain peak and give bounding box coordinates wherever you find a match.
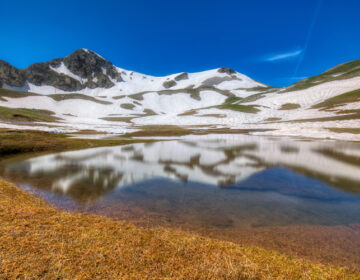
[0,49,124,91]
[217,67,237,75]
[0,60,25,87]
[63,49,113,78]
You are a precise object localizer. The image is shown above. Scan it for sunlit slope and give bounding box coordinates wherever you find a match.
[0,49,359,139]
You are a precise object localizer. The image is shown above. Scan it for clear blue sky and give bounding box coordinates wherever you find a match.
[0,0,359,86]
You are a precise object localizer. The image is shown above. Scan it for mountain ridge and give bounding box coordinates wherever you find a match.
[0,49,267,94]
[0,49,359,141]
[1,48,360,95]
[0,49,123,91]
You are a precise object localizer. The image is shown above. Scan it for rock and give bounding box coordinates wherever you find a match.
[0,60,25,87]
[106,67,123,82]
[24,63,52,86]
[24,62,84,91]
[217,67,236,75]
[174,72,188,81]
[91,72,114,88]
[201,76,233,87]
[163,80,177,88]
[48,58,63,68]
[63,49,112,78]
[0,49,126,91]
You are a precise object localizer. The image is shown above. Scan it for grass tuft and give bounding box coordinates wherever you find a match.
[279,103,301,110]
[219,104,260,114]
[48,93,112,105]
[327,127,360,134]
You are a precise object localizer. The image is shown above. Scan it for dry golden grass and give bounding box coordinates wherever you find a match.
[0,179,358,280]
[327,127,360,134]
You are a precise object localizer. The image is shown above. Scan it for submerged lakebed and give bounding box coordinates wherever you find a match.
[1,134,360,269]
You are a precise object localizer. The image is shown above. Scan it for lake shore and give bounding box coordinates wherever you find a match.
[1,178,359,279]
[0,129,359,279]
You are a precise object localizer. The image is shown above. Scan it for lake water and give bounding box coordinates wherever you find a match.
[1,134,360,268]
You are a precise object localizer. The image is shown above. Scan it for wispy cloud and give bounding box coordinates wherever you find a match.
[293,0,323,75]
[263,49,303,62]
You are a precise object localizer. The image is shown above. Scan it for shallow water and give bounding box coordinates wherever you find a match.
[1,134,360,267]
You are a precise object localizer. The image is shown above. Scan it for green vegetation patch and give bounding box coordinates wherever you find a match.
[101,117,134,123]
[279,103,301,110]
[313,89,360,109]
[120,103,135,110]
[142,109,157,116]
[0,129,152,157]
[283,59,360,92]
[235,86,278,93]
[112,95,126,100]
[198,114,226,118]
[336,109,360,115]
[265,117,282,122]
[287,113,360,123]
[128,92,146,101]
[327,127,360,134]
[0,88,40,101]
[224,95,242,104]
[177,109,198,116]
[219,104,260,114]
[48,94,112,105]
[128,86,234,102]
[123,125,191,137]
[240,93,267,103]
[0,106,60,123]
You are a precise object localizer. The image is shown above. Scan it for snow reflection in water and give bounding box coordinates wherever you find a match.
[1,134,360,228]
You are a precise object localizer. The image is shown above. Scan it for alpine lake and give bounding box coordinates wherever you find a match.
[1,134,360,269]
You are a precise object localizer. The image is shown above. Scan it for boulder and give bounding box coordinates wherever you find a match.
[163,80,177,88]
[174,72,189,81]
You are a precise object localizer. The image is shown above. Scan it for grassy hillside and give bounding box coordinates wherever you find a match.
[283,60,360,92]
[48,93,112,104]
[0,106,60,122]
[0,88,40,100]
[313,88,360,109]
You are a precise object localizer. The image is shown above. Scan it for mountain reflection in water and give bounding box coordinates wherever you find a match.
[1,134,360,228]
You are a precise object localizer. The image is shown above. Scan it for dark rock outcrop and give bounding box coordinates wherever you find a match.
[202,76,233,87]
[23,62,83,91]
[63,49,122,82]
[163,80,177,88]
[0,60,25,87]
[217,67,236,75]
[0,49,123,92]
[174,72,188,81]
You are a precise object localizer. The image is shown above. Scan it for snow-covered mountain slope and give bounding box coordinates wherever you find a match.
[0,48,264,95]
[0,49,359,140]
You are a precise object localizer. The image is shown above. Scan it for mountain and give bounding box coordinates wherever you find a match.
[0,49,122,91]
[282,59,360,92]
[0,49,359,140]
[0,49,264,94]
